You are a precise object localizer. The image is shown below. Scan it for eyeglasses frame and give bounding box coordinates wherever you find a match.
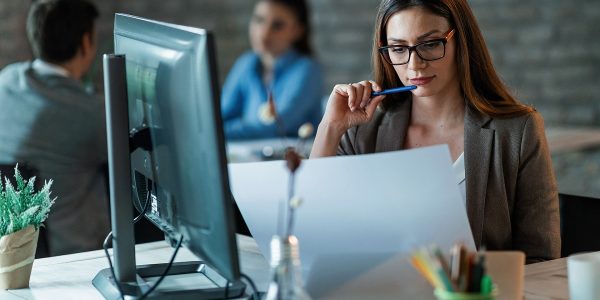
[378,28,456,65]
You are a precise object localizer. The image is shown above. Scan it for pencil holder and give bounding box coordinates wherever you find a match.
[434,289,496,300]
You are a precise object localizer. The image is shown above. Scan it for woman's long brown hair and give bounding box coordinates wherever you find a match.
[372,0,533,117]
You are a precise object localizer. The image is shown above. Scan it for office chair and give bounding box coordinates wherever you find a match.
[0,163,50,258]
[559,193,600,257]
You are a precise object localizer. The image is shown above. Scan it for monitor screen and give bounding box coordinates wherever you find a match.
[113,14,240,281]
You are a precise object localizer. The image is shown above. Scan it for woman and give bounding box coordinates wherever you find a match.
[311,0,560,263]
[221,0,324,140]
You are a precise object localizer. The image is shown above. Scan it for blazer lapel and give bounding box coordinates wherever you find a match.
[375,99,411,152]
[464,105,494,248]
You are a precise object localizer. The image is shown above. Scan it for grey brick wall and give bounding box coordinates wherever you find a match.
[470,0,600,126]
[0,1,31,65]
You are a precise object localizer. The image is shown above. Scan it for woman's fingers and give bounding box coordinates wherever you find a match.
[347,80,386,110]
[347,81,381,111]
[365,95,385,117]
[333,83,348,95]
[369,80,383,93]
[355,84,366,110]
[349,83,365,112]
[356,80,369,109]
[346,83,357,111]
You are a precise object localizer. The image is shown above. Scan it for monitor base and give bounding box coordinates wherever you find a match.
[93,261,246,300]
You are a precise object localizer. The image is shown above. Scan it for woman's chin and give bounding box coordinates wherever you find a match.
[410,88,441,99]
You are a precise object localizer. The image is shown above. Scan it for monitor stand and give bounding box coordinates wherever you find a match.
[93,261,246,300]
[94,54,246,300]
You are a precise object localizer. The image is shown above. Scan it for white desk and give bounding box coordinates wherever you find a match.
[1,234,573,299]
[0,235,269,300]
[227,138,313,162]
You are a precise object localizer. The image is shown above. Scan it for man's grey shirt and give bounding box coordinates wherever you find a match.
[0,62,110,255]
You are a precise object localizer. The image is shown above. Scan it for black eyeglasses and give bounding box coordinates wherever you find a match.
[378,29,455,65]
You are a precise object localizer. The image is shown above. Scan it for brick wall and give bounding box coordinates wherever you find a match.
[1,0,600,126]
[469,0,600,126]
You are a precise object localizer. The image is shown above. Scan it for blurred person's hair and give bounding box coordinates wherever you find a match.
[27,0,99,64]
[264,0,314,56]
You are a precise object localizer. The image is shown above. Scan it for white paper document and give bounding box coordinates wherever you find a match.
[229,145,475,300]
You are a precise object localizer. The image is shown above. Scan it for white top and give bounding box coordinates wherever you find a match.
[453,152,466,205]
[32,59,70,77]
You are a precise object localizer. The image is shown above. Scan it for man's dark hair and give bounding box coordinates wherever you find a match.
[27,0,99,63]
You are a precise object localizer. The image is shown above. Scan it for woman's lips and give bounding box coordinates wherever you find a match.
[409,76,435,86]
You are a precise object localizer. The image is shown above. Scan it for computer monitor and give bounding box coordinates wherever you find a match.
[93,14,245,299]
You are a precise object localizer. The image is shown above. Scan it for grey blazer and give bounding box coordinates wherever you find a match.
[338,99,560,263]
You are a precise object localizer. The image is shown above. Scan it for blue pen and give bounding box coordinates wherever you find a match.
[371,85,417,96]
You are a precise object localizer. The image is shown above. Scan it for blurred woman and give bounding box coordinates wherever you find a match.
[221,0,324,140]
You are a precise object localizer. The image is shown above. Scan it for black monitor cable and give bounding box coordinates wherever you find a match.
[102,232,125,300]
[102,179,153,300]
[240,273,260,300]
[102,181,255,300]
[223,280,230,298]
[137,234,184,300]
[136,238,255,300]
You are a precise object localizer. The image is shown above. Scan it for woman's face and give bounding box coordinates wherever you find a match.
[249,1,303,58]
[385,7,459,98]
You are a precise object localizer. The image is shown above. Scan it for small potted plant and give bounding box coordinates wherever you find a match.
[0,165,54,289]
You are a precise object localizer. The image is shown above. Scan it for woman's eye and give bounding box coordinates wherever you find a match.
[271,20,285,31]
[421,41,442,50]
[391,46,408,54]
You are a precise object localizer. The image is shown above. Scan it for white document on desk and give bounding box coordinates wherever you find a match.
[229,145,475,300]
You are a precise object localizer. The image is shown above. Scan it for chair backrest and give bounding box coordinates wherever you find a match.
[0,163,50,258]
[560,193,600,257]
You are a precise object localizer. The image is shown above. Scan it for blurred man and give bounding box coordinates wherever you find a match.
[0,0,109,255]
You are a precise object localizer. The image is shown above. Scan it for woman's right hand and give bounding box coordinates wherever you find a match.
[320,80,386,133]
[310,80,385,158]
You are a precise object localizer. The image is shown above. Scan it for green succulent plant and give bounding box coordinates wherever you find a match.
[0,165,55,237]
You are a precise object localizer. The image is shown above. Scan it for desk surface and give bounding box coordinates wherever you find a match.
[524,257,569,300]
[1,236,569,300]
[0,235,269,300]
[227,138,313,162]
[225,128,600,163]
